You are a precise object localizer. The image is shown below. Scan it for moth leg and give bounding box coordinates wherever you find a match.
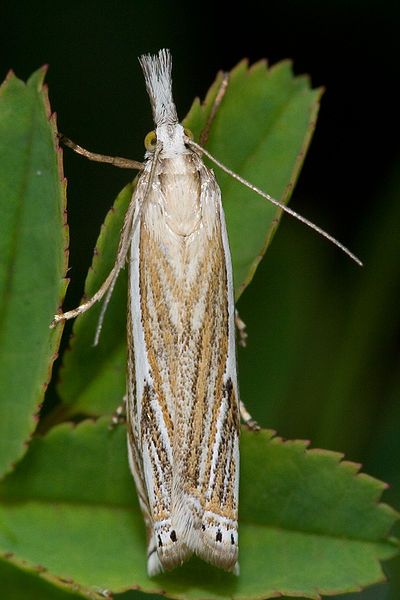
[109,395,127,429]
[199,72,229,146]
[93,589,112,599]
[51,255,122,327]
[50,185,138,329]
[50,137,144,331]
[240,400,260,431]
[235,309,248,347]
[59,134,144,170]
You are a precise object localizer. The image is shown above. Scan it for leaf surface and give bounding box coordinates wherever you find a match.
[0,69,67,476]
[0,558,86,599]
[0,420,397,599]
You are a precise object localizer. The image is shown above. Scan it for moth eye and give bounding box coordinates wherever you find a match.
[184,127,194,140]
[144,130,157,151]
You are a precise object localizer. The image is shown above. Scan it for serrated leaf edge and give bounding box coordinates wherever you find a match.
[0,68,69,479]
[0,553,102,600]
[1,420,397,600]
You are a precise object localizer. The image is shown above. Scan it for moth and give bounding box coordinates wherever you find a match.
[52,49,361,576]
[128,51,241,575]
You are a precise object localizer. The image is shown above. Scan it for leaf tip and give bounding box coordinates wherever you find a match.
[4,68,15,82]
[340,459,363,475]
[308,447,345,463]
[27,65,48,90]
[269,57,293,76]
[248,57,269,75]
[229,57,250,79]
[0,69,17,94]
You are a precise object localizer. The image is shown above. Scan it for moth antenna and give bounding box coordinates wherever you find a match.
[188,139,363,267]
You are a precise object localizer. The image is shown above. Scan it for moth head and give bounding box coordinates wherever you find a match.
[144,124,194,156]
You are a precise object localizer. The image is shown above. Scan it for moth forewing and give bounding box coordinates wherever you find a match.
[121,50,240,575]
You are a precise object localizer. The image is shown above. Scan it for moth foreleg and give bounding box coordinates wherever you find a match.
[58,134,144,170]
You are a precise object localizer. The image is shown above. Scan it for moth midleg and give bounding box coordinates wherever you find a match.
[235,308,248,347]
[109,395,127,428]
[235,308,260,429]
[198,72,229,146]
[239,400,260,431]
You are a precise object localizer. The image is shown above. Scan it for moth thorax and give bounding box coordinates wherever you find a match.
[156,123,187,157]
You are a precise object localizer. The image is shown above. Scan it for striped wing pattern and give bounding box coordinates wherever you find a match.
[126,154,240,575]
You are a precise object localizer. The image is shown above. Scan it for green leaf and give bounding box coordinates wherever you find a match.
[55,59,321,420]
[184,59,322,298]
[0,69,68,477]
[0,557,86,600]
[0,420,397,599]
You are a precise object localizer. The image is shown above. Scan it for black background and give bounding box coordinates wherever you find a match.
[1,2,399,598]
[2,0,399,288]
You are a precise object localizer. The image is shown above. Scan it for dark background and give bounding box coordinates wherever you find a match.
[1,1,399,598]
